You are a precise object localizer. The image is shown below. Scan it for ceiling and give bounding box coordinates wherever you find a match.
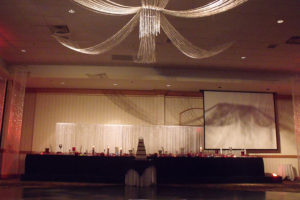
[0,0,299,94]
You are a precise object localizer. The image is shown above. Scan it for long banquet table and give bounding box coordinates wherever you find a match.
[22,154,280,184]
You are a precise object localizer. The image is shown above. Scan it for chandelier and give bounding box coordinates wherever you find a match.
[53,0,248,63]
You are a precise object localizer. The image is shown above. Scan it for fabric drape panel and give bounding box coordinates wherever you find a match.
[0,77,6,132]
[1,69,27,176]
[292,78,300,176]
[56,123,202,154]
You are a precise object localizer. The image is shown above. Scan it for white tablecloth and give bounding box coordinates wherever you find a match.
[278,164,296,181]
[125,166,156,187]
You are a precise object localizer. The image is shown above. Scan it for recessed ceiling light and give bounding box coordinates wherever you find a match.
[277,19,284,24]
[241,56,246,60]
[166,84,172,87]
[113,83,118,86]
[68,9,75,14]
[21,49,26,53]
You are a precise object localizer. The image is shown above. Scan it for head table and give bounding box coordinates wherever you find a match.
[22,154,281,184]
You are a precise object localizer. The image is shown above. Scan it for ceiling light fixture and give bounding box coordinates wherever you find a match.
[68,9,76,14]
[241,56,246,59]
[21,49,26,53]
[277,19,284,24]
[53,0,248,64]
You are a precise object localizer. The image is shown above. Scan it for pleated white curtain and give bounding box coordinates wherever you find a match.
[56,123,202,154]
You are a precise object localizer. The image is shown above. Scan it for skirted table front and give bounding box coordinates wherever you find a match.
[23,154,277,184]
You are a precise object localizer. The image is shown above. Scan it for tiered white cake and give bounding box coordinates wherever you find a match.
[136,137,147,160]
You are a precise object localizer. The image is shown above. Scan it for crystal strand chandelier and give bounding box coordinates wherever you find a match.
[53,0,248,63]
[137,0,169,63]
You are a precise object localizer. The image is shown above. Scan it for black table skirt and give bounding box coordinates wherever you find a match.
[23,154,266,183]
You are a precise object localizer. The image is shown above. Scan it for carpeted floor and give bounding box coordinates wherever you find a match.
[1,179,300,193]
[1,180,300,200]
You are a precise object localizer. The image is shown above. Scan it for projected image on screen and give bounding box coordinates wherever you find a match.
[204,91,277,149]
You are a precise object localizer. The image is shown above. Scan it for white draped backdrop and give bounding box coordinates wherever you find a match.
[56,123,202,154]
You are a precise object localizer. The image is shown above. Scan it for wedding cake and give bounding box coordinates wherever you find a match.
[136,137,147,160]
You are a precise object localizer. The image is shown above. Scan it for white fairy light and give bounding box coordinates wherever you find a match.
[54,0,248,63]
[162,0,248,18]
[53,12,140,55]
[161,14,233,59]
[72,0,141,15]
[136,0,169,63]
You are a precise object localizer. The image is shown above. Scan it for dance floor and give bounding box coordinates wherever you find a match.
[1,180,300,200]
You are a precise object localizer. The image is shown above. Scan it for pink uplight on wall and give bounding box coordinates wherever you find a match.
[0,77,6,133]
[1,69,27,177]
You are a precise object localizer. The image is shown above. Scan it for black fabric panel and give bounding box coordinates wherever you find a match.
[23,155,266,183]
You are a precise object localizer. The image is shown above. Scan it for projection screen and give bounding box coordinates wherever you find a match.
[204,91,277,149]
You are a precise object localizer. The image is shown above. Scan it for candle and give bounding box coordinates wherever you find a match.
[199,147,203,152]
[92,146,95,155]
[107,146,110,156]
[120,148,122,156]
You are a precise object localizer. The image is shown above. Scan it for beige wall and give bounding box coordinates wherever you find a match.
[20,93,36,152]
[165,96,203,126]
[19,93,36,174]
[254,96,298,174]
[21,92,298,175]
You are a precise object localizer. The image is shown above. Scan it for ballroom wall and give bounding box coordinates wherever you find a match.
[254,96,298,174]
[21,92,203,151]
[20,91,298,175]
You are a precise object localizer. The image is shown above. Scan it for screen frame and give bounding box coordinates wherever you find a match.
[203,90,280,153]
